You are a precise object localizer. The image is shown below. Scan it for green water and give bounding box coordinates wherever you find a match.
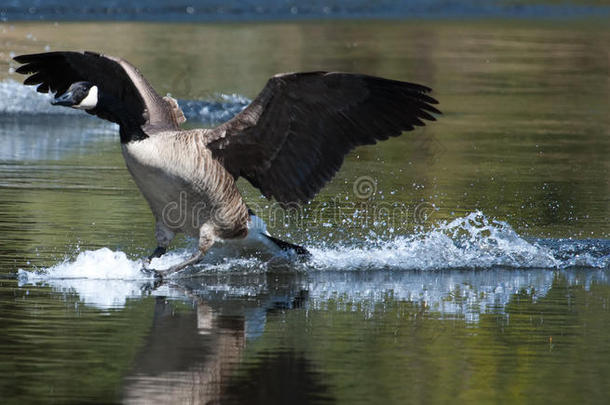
[0,20,609,404]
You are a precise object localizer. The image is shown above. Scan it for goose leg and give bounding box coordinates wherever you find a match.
[155,224,215,278]
[142,222,175,270]
[148,246,167,260]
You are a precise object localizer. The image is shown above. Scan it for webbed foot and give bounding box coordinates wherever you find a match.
[152,251,204,279]
[148,246,167,261]
[141,246,169,280]
[140,266,165,281]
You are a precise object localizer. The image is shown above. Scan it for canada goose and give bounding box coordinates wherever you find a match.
[14,51,440,277]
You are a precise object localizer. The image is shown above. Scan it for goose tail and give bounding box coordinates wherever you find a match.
[248,209,310,258]
[261,234,310,257]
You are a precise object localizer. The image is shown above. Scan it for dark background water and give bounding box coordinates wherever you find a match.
[0,3,609,404]
[2,0,610,21]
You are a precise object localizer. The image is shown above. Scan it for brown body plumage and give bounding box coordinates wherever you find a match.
[122,130,249,242]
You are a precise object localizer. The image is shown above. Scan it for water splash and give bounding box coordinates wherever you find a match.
[17,212,609,313]
[19,248,145,280]
[17,248,149,309]
[308,212,566,271]
[18,212,610,280]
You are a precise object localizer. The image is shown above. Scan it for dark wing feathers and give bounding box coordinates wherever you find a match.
[15,52,439,203]
[14,51,178,130]
[205,72,440,203]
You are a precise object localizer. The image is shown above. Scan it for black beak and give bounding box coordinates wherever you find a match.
[51,91,74,106]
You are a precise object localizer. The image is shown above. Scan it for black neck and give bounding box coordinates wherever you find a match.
[119,126,149,143]
[93,92,149,143]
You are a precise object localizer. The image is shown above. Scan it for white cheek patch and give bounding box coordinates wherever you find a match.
[74,85,98,110]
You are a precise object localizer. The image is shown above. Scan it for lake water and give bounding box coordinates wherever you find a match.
[0,19,609,404]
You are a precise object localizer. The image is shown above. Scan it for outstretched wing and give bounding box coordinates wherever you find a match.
[13,51,182,130]
[204,72,440,203]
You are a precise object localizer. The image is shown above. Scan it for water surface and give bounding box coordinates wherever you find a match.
[0,20,609,404]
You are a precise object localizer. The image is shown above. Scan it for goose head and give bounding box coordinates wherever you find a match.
[52,81,98,110]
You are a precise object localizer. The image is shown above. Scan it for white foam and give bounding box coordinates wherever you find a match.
[15,212,610,313]
[19,247,145,280]
[16,246,268,310]
[308,212,561,271]
[17,248,150,310]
